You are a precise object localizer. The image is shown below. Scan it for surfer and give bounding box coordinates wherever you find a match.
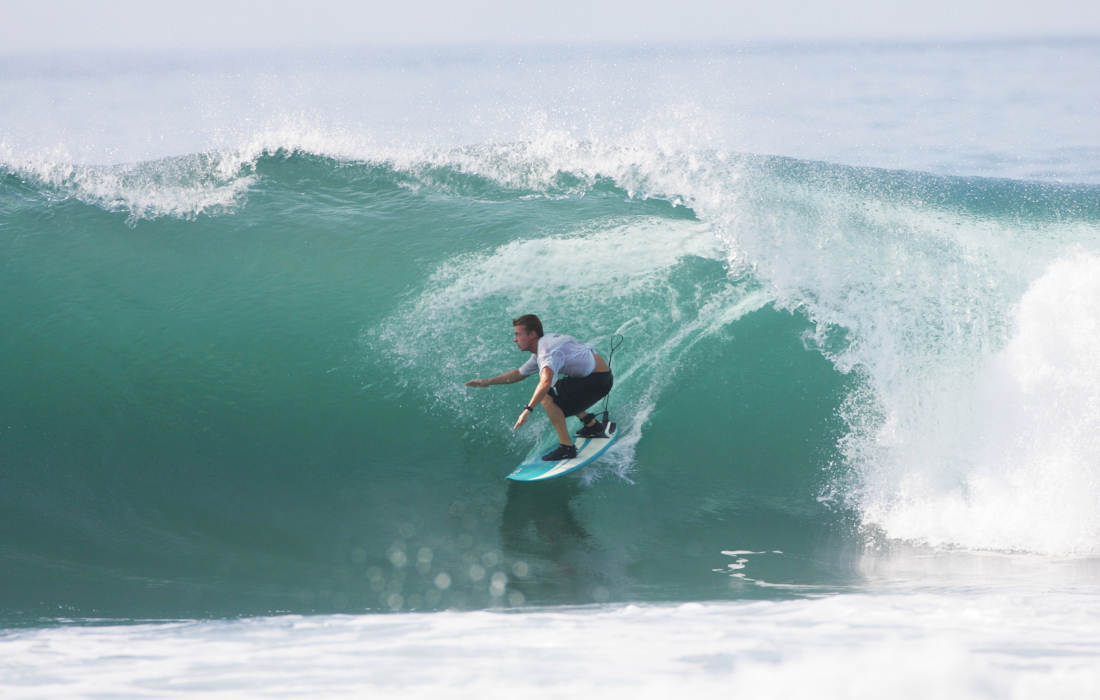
[466,314,614,461]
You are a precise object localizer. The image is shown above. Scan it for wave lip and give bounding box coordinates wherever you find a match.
[1,148,257,221]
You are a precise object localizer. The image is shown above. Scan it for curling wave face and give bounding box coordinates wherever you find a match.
[2,141,1099,621]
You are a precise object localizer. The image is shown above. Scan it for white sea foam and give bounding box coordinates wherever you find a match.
[2,590,1099,699]
[712,175,1100,556]
[0,146,256,221]
[865,252,1100,554]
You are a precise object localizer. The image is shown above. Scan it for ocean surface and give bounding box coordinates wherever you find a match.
[2,39,1100,697]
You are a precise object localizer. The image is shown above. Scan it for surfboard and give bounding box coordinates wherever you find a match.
[507,423,618,482]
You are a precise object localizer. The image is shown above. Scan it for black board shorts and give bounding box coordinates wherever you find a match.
[549,371,614,417]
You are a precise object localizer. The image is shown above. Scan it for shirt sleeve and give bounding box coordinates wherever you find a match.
[518,354,539,377]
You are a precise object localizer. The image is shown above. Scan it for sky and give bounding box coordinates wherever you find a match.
[3,0,1100,52]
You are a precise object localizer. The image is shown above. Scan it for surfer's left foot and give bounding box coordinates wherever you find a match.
[542,443,578,461]
[576,419,611,439]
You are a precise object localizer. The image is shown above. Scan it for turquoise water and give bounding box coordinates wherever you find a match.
[0,153,854,618]
[4,148,1098,621]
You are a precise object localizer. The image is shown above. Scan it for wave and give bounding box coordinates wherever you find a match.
[2,143,1100,619]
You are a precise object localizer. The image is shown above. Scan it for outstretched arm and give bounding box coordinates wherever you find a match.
[466,369,526,388]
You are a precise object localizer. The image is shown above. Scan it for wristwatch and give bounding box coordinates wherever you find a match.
[522,405,534,412]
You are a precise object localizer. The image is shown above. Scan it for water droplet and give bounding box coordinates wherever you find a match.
[489,572,508,597]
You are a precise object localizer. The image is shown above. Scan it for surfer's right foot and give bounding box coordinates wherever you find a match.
[542,443,578,461]
[576,420,613,439]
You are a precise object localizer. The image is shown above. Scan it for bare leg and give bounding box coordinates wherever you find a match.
[540,394,573,446]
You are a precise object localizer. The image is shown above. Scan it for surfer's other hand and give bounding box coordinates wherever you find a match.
[465,378,487,388]
[513,411,530,430]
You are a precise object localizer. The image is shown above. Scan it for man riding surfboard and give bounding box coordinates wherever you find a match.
[465,314,615,461]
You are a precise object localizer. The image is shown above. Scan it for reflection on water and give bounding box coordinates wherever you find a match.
[501,478,616,605]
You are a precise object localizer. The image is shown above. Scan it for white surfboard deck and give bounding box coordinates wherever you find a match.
[507,424,618,482]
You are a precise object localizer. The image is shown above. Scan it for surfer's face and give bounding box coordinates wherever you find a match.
[514,326,538,352]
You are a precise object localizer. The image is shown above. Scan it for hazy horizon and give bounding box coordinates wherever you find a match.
[5,0,1100,53]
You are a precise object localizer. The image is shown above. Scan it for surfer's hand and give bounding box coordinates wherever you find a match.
[513,410,530,430]
[465,378,488,388]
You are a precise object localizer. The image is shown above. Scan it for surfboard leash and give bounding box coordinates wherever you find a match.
[599,334,624,423]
